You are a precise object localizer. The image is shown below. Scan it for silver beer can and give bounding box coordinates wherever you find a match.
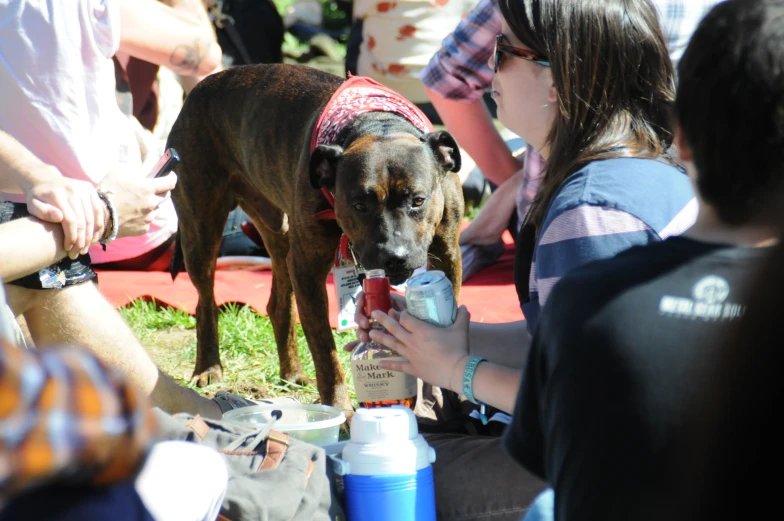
[405,270,457,327]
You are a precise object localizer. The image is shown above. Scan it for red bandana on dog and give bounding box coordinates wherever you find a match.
[309,75,434,153]
[311,76,435,267]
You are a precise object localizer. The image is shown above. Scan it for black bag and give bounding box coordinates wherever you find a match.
[153,408,344,521]
[205,0,285,66]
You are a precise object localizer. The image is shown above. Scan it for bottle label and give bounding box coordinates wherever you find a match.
[351,357,417,403]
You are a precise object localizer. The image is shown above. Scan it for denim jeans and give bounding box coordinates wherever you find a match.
[0,441,228,521]
[521,488,555,521]
[0,482,154,521]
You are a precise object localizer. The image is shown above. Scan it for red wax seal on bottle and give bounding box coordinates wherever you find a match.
[363,272,392,318]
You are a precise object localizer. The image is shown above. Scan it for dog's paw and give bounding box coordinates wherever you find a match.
[325,386,355,419]
[191,365,223,387]
[280,373,315,388]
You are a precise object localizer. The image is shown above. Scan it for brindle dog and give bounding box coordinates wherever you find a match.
[166,64,463,413]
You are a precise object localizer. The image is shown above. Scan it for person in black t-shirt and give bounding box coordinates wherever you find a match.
[503,1,784,519]
[674,235,784,521]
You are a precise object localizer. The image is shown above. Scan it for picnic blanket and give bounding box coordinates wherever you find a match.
[96,231,520,326]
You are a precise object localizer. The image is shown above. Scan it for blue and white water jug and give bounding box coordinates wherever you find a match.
[331,406,437,521]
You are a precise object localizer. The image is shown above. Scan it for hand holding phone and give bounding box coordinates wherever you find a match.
[149,148,180,178]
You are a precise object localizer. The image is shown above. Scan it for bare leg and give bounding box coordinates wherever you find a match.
[4,282,223,419]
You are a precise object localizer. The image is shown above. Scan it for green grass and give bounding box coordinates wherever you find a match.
[121,298,195,331]
[276,0,350,61]
[120,300,357,404]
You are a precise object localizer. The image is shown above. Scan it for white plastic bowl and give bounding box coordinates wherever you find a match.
[222,403,346,447]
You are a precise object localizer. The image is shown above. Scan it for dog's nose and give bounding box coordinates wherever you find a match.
[384,255,408,274]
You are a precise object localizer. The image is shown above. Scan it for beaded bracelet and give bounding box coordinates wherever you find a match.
[96,188,118,250]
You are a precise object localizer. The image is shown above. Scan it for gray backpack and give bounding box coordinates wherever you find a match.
[152,408,344,521]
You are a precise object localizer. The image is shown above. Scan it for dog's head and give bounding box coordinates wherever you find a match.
[310,130,461,284]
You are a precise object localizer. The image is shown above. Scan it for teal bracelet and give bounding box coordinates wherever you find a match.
[462,356,487,405]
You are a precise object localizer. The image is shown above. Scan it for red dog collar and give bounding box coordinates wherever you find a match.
[314,187,351,266]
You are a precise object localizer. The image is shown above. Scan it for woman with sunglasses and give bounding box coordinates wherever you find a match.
[351,0,697,519]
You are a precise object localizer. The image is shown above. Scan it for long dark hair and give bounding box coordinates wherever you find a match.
[500,0,676,230]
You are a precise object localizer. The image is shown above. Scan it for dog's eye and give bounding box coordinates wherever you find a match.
[412,197,426,208]
[353,203,368,213]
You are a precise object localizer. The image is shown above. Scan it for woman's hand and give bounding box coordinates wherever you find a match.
[370,305,472,393]
[342,290,407,352]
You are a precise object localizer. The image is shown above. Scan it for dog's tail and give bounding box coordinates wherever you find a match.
[169,228,185,280]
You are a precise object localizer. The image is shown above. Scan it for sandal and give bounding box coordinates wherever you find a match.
[213,390,300,414]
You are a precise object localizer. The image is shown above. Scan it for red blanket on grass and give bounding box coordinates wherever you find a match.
[96,231,521,326]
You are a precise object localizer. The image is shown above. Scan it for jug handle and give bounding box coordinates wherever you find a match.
[328,453,350,476]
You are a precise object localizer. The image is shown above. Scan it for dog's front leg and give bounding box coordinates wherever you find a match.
[287,234,353,414]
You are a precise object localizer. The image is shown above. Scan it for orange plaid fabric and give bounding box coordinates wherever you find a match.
[0,339,156,497]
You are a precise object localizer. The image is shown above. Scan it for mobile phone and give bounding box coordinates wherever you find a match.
[149,148,180,178]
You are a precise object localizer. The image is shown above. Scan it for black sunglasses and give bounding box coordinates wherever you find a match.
[494,34,551,72]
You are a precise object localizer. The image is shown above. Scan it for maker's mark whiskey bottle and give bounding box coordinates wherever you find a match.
[349,269,417,409]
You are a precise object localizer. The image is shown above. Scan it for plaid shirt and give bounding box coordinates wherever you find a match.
[0,339,156,497]
[421,0,725,102]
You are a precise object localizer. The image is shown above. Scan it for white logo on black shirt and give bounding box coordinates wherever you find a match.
[659,275,744,321]
[692,275,730,304]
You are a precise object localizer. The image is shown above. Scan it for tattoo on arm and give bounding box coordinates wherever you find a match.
[169,39,211,74]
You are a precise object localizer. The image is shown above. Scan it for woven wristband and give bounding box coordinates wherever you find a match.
[462,356,487,405]
[96,189,118,248]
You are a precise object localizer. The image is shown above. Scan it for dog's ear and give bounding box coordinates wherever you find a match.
[425,131,461,173]
[309,144,344,190]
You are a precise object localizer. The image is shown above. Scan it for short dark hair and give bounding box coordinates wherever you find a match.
[676,0,784,226]
[499,0,675,229]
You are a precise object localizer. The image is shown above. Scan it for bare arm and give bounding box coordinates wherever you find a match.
[0,129,177,280]
[472,363,521,414]
[468,319,532,369]
[0,218,66,281]
[0,129,105,257]
[0,130,78,197]
[448,356,521,414]
[118,0,222,79]
[370,307,526,414]
[0,168,176,282]
[349,290,532,369]
[425,87,521,186]
[161,0,214,28]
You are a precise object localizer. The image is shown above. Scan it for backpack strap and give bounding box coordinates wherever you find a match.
[185,414,211,440]
[207,0,255,65]
[258,431,290,471]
